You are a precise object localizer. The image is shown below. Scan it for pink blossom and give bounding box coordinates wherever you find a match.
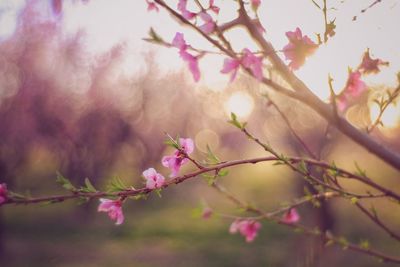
[344,71,366,97]
[358,49,389,74]
[281,208,300,224]
[335,71,367,111]
[0,183,8,205]
[242,49,263,81]
[146,0,159,12]
[98,199,124,225]
[283,27,318,70]
[172,33,201,82]
[336,94,348,112]
[221,58,241,82]
[198,12,215,34]
[202,207,213,219]
[143,168,165,189]
[172,32,188,51]
[180,50,201,82]
[251,0,261,10]
[208,0,220,14]
[51,0,62,16]
[178,0,196,20]
[229,219,262,242]
[220,49,263,82]
[162,138,194,177]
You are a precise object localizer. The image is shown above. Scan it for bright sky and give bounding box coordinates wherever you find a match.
[0,0,399,122]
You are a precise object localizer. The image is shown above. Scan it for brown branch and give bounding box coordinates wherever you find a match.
[3,154,397,206]
[267,98,317,158]
[236,1,400,170]
[355,202,400,242]
[212,181,400,264]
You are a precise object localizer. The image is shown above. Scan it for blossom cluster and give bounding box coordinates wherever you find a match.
[98,138,194,225]
[337,50,388,111]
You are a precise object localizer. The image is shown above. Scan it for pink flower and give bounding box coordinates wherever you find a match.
[242,49,263,81]
[221,58,241,82]
[208,0,220,14]
[281,208,300,224]
[220,49,263,82]
[180,50,201,82]
[251,0,261,10]
[162,138,194,177]
[344,71,366,98]
[172,32,188,51]
[335,71,367,111]
[358,49,389,75]
[0,183,8,205]
[178,0,196,20]
[143,168,165,189]
[172,33,201,82]
[98,199,124,225]
[229,219,261,242]
[202,207,213,219]
[283,27,318,70]
[146,0,159,12]
[336,94,348,112]
[198,12,215,34]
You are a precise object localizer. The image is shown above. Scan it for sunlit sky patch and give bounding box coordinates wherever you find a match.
[0,0,399,114]
[0,0,25,41]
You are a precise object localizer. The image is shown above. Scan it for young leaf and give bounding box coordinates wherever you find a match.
[143,27,164,44]
[298,160,308,173]
[350,197,358,204]
[56,172,76,192]
[228,112,244,129]
[154,188,162,198]
[218,169,229,177]
[359,239,370,249]
[80,178,97,193]
[354,162,367,177]
[107,177,127,192]
[206,144,220,164]
[164,133,180,149]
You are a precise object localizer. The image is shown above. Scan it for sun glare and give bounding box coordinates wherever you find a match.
[224,91,254,119]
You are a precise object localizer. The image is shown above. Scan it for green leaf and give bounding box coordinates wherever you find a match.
[298,160,308,173]
[228,112,244,129]
[359,239,370,249]
[369,205,378,218]
[218,169,229,177]
[56,172,76,192]
[164,133,180,149]
[325,239,335,247]
[206,144,220,164]
[154,189,162,198]
[82,178,97,193]
[147,27,164,43]
[8,191,27,200]
[77,179,97,193]
[338,237,349,249]
[350,197,359,204]
[202,173,217,186]
[354,162,367,177]
[107,176,127,192]
[131,193,148,201]
[191,206,203,219]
